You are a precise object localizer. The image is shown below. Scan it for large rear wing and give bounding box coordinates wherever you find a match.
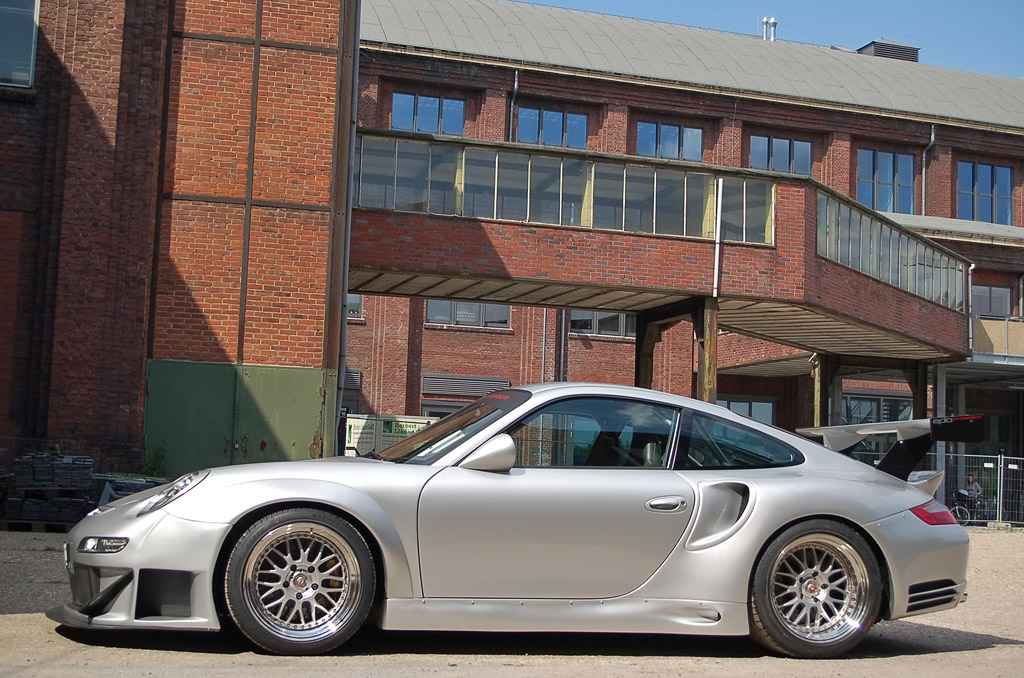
[797,416,985,484]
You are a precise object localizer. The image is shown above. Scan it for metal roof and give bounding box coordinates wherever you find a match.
[362,0,1024,132]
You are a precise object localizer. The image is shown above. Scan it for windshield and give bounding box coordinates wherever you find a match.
[380,401,505,464]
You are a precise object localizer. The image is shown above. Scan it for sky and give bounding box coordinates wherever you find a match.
[523,1,1024,79]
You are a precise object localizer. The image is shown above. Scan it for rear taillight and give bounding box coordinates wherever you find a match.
[911,500,958,525]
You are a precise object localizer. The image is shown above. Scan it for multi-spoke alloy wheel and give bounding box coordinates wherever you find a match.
[749,520,881,658]
[225,509,375,655]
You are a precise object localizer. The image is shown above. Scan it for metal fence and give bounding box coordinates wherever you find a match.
[854,448,1024,526]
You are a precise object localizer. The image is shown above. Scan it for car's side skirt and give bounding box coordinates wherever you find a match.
[380,597,750,635]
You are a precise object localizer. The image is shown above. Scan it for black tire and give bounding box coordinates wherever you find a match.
[224,508,376,655]
[749,519,882,659]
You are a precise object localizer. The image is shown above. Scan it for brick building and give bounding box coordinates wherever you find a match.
[1,0,1022,479]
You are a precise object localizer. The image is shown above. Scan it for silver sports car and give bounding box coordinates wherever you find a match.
[48,383,974,658]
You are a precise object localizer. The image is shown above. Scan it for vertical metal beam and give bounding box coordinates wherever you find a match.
[813,354,836,427]
[935,364,947,502]
[903,362,929,419]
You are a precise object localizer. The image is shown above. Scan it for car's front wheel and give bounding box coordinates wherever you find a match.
[749,519,882,658]
[224,508,375,655]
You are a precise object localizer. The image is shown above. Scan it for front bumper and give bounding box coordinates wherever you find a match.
[47,503,232,631]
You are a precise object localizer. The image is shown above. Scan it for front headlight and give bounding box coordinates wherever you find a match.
[136,470,208,516]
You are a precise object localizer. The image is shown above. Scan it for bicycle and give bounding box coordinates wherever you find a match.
[951,489,982,525]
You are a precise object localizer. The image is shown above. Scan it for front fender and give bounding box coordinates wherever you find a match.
[165,477,418,599]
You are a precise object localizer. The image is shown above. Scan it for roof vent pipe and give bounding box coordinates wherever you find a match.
[762,17,768,40]
[769,17,778,42]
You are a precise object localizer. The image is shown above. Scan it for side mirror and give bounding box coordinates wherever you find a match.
[460,434,517,473]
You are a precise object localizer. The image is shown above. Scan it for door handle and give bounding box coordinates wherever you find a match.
[646,496,687,512]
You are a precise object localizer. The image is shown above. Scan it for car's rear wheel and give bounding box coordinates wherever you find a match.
[749,519,882,658]
[224,508,375,655]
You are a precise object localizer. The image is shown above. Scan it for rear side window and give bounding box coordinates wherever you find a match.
[678,410,801,469]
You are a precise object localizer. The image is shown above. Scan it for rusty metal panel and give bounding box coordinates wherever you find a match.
[234,365,334,464]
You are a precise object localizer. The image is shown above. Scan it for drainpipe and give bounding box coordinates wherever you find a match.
[922,124,936,215]
[713,178,724,298]
[541,308,547,382]
[508,69,519,142]
[968,263,976,351]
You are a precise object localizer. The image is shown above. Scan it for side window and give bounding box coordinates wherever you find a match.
[508,397,677,468]
[680,410,800,469]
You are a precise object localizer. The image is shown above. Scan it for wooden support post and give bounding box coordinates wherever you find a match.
[813,354,837,427]
[633,321,663,390]
[903,362,929,419]
[693,298,718,403]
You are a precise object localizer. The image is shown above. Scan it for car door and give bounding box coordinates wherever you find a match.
[417,395,696,599]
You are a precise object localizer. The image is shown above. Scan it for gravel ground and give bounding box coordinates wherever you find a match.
[0,526,1021,677]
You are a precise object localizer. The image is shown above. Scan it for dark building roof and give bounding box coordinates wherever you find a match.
[362,0,1024,133]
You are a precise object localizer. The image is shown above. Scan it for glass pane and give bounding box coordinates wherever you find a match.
[992,287,1013,316]
[793,141,812,175]
[878,225,891,284]
[849,211,862,270]
[542,110,564,146]
[484,304,510,327]
[857,149,874,182]
[897,153,914,185]
[825,197,838,260]
[518,107,539,144]
[877,182,894,213]
[391,93,415,130]
[750,402,774,424]
[889,230,901,286]
[358,137,396,209]
[685,173,714,238]
[566,113,588,149]
[463,149,496,218]
[624,314,636,337]
[429,145,459,214]
[745,180,772,244]
[977,164,993,195]
[441,98,465,136]
[529,155,561,225]
[721,178,744,242]
[659,125,680,159]
[624,165,655,233]
[750,136,769,170]
[877,152,894,183]
[997,197,1012,226]
[454,302,481,326]
[593,162,624,230]
[655,169,685,236]
[0,5,35,88]
[817,193,828,256]
[416,96,440,133]
[857,180,874,209]
[637,122,657,157]
[838,204,851,266]
[497,152,529,221]
[897,185,914,214]
[978,193,993,223]
[597,312,621,335]
[395,141,430,212]
[958,190,974,220]
[347,294,362,317]
[958,162,974,193]
[562,160,588,226]
[771,138,790,172]
[570,309,593,333]
[682,127,703,162]
[996,166,1012,197]
[426,299,452,324]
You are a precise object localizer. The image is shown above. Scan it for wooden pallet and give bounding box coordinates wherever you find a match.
[0,519,73,533]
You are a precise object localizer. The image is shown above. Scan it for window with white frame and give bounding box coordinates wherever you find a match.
[391,92,465,136]
[0,0,39,88]
[569,310,636,337]
[857,149,915,215]
[637,121,703,162]
[750,135,812,175]
[958,161,1012,225]
[425,300,510,328]
[517,106,588,149]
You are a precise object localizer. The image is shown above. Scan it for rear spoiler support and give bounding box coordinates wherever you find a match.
[797,415,985,482]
